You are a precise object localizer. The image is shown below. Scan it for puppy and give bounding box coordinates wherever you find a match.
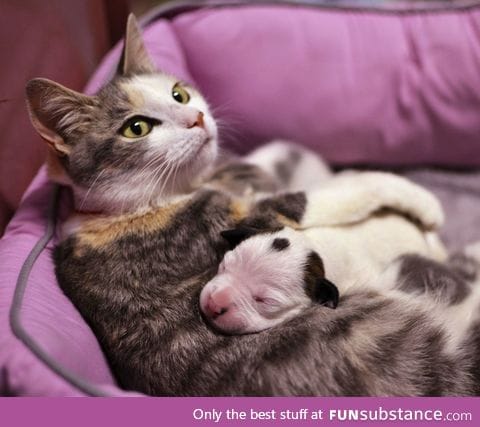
[200,227,338,334]
[200,210,446,334]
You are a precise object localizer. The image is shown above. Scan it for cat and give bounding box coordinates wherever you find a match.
[25,14,468,396]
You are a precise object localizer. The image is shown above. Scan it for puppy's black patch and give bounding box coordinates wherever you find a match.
[302,251,338,308]
[221,226,260,250]
[304,251,325,286]
[272,238,290,251]
[314,278,339,309]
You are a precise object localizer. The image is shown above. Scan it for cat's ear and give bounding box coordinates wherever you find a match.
[118,14,156,76]
[25,78,94,156]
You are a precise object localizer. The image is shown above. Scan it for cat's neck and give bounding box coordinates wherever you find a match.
[71,178,201,216]
[62,191,194,241]
[69,157,219,216]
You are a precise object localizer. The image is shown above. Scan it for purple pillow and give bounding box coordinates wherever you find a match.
[95,3,480,166]
[170,4,480,166]
[2,2,480,396]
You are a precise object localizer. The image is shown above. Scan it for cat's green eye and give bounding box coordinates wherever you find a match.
[121,117,153,139]
[172,84,190,104]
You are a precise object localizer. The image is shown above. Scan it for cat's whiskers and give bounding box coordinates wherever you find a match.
[108,154,162,214]
[212,103,248,152]
[137,154,169,204]
[169,161,182,195]
[78,150,147,212]
[144,157,176,208]
[209,100,238,123]
[150,158,175,201]
[217,146,235,161]
[155,158,178,204]
[170,142,200,190]
[161,139,201,196]
[160,161,180,195]
[133,155,171,212]
[78,169,106,211]
[137,153,166,180]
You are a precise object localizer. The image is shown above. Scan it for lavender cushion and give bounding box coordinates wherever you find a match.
[2,3,480,396]
[172,5,480,166]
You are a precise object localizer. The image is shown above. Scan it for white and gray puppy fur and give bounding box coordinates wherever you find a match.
[200,212,446,334]
[244,139,332,192]
[200,224,480,365]
[200,144,448,334]
[200,227,331,333]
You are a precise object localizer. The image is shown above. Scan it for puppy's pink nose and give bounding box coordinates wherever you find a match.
[205,300,228,319]
[205,288,233,319]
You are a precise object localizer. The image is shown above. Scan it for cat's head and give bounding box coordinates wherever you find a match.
[25,14,218,213]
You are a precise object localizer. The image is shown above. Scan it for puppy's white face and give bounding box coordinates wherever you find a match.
[200,228,316,334]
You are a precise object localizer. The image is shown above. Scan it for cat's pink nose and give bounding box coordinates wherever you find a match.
[188,111,205,129]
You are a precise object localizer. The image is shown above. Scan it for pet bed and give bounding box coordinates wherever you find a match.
[2,0,480,396]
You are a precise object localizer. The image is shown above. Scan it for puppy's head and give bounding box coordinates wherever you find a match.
[199,227,339,334]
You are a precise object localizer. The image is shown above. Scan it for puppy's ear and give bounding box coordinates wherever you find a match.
[221,226,260,250]
[304,251,339,309]
[313,278,339,309]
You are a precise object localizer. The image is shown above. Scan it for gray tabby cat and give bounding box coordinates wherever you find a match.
[25,15,478,396]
